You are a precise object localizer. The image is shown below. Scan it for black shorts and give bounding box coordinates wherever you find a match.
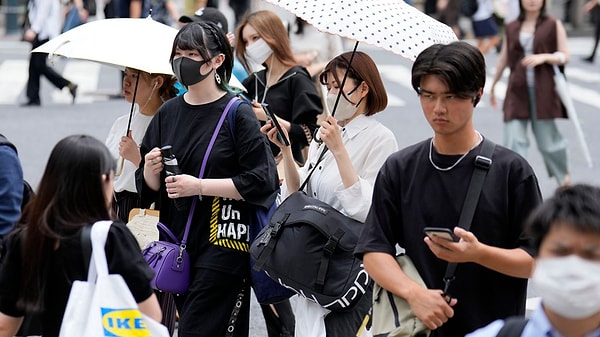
[174,268,250,337]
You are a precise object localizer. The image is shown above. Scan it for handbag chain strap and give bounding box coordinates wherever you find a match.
[181,97,239,246]
[442,138,495,298]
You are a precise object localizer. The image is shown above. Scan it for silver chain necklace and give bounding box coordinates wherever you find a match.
[429,131,483,171]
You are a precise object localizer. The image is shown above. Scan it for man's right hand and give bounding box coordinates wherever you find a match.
[407,287,457,330]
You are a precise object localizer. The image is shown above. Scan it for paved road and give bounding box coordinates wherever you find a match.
[0,34,599,336]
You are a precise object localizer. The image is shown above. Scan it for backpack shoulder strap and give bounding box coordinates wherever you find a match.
[226,97,248,145]
[496,317,528,337]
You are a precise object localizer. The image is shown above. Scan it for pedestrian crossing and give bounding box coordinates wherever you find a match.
[0,38,597,106]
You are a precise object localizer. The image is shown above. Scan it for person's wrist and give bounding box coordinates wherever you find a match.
[197,179,203,200]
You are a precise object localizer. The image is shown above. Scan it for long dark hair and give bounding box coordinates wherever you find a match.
[170,21,233,92]
[18,135,115,312]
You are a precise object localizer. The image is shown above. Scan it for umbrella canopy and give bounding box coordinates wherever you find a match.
[33,17,177,75]
[553,65,593,168]
[32,17,245,89]
[263,0,458,61]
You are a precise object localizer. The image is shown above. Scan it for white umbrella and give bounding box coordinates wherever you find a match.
[553,65,593,168]
[262,0,458,62]
[32,16,245,88]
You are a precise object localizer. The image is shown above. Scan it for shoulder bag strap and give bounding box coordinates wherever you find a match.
[81,224,92,279]
[181,97,239,245]
[442,138,496,297]
[496,317,528,337]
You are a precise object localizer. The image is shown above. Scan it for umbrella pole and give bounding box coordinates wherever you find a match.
[116,70,141,176]
[330,41,360,117]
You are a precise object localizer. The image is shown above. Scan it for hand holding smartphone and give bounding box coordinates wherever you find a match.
[423,227,459,242]
[262,103,290,146]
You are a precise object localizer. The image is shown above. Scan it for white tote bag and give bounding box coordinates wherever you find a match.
[59,220,169,337]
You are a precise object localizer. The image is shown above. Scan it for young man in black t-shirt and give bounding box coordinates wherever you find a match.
[355,41,543,337]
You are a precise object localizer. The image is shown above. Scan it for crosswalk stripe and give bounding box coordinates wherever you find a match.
[0,60,28,104]
[50,59,101,104]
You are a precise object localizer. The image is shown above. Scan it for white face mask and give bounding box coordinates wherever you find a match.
[532,255,600,319]
[245,38,273,66]
[326,90,361,121]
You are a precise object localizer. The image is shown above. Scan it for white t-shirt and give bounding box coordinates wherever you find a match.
[105,108,154,193]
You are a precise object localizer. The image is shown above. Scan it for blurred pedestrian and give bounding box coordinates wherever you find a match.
[61,0,94,33]
[435,0,463,38]
[262,51,398,337]
[356,41,543,337]
[489,0,571,186]
[471,0,501,54]
[0,134,162,337]
[22,0,78,106]
[289,16,344,78]
[582,0,600,62]
[466,184,600,336]
[235,10,323,168]
[136,21,279,337]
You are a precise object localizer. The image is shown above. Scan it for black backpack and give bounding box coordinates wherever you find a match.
[250,191,370,312]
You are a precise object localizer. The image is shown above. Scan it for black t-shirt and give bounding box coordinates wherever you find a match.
[137,93,279,277]
[0,222,154,337]
[355,138,543,337]
[242,66,323,164]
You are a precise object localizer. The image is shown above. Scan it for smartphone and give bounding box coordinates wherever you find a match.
[423,227,459,242]
[262,103,290,146]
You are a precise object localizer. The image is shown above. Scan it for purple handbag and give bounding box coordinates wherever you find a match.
[143,223,191,294]
[142,97,238,294]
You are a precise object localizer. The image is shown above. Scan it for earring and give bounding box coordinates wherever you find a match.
[215,72,222,84]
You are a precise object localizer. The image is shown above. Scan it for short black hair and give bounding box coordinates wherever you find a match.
[526,184,600,255]
[170,21,233,92]
[411,41,486,106]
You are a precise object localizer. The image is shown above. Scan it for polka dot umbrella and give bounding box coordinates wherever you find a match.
[263,0,458,62]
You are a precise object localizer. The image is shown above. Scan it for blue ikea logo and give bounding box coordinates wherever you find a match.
[100,308,151,337]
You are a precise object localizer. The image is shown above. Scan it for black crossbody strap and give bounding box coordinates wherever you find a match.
[81,224,92,279]
[496,317,528,337]
[443,138,495,296]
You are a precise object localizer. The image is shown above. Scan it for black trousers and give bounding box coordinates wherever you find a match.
[113,190,141,222]
[26,37,71,103]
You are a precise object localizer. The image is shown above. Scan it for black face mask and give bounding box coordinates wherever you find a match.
[171,57,211,86]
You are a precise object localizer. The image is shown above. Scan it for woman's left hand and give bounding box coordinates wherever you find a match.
[165,174,201,199]
[319,116,344,154]
[521,54,549,68]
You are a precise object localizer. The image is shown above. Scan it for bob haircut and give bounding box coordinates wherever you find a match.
[19,134,115,311]
[170,21,233,92]
[319,51,388,116]
[526,184,600,256]
[235,10,297,73]
[411,41,486,107]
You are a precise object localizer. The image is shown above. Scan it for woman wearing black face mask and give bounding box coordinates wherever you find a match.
[135,21,279,337]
